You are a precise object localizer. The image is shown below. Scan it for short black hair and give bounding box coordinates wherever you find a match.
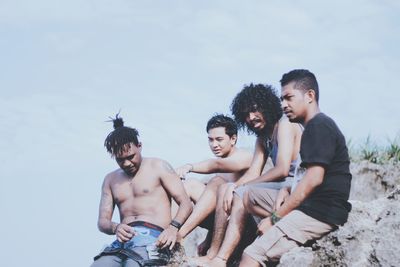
[280,69,319,102]
[230,83,283,137]
[206,114,238,138]
[104,114,140,156]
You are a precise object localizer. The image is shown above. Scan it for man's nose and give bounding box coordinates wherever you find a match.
[121,159,131,167]
[248,112,256,120]
[281,100,288,109]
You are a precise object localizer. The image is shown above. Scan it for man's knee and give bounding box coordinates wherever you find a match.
[217,183,229,197]
[208,176,226,188]
[243,190,252,212]
[232,194,245,213]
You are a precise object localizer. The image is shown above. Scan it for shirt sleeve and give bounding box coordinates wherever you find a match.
[300,121,336,168]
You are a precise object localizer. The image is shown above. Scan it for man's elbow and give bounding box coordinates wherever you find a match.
[97,220,107,233]
[276,165,290,178]
[184,199,193,214]
[214,159,225,172]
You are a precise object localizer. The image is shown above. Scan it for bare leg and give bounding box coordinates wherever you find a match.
[208,194,248,267]
[239,253,261,267]
[188,183,230,265]
[185,178,207,203]
[179,176,226,238]
[171,179,205,219]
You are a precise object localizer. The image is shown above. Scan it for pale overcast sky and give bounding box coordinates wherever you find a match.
[0,1,399,266]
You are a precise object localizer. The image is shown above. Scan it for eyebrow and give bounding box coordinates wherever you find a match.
[280,93,292,101]
[116,154,135,161]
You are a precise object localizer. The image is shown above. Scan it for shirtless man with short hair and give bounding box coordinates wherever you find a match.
[174,114,253,254]
[90,115,192,267]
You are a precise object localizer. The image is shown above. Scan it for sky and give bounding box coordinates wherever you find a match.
[0,1,399,266]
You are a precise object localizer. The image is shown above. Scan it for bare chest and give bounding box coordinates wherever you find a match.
[112,175,161,204]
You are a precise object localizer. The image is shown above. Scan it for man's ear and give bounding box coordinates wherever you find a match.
[305,89,316,103]
[231,134,238,145]
[137,142,142,150]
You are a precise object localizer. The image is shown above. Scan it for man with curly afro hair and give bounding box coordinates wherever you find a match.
[192,84,303,267]
[240,70,351,267]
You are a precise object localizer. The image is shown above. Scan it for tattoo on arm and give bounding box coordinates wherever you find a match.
[163,161,177,175]
[99,190,115,233]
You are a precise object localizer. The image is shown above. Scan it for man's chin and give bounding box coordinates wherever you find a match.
[251,127,266,136]
[123,169,136,177]
[287,115,302,123]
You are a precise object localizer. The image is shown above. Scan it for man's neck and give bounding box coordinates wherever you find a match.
[221,146,236,158]
[303,106,320,126]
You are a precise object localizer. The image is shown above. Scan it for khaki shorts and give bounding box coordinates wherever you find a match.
[244,210,334,266]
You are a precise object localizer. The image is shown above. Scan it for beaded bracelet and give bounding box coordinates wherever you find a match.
[271,212,281,225]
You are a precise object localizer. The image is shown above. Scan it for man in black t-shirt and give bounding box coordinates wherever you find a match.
[239,69,352,267]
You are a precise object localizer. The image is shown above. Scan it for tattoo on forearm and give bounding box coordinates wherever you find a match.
[99,191,114,222]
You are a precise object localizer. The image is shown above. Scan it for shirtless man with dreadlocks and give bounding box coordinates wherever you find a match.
[90,115,192,267]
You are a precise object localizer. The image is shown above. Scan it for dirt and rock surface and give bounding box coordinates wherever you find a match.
[170,161,400,266]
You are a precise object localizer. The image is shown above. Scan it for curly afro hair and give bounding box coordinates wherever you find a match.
[230,83,282,137]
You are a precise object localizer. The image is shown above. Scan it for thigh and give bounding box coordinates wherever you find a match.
[276,210,334,244]
[244,226,298,265]
[90,255,122,267]
[246,185,279,214]
[184,178,206,202]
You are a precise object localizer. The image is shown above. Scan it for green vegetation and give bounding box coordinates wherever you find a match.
[349,134,400,164]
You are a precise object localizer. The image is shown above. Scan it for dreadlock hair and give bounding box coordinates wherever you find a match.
[206,114,238,138]
[230,83,283,137]
[104,114,140,156]
[280,69,319,102]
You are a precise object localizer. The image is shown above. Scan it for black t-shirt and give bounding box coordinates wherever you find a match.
[296,113,352,226]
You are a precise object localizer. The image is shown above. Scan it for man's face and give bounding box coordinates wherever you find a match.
[114,143,143,177]
[281,82,307,123]
[245,111,266,134]
[208,127,236,157]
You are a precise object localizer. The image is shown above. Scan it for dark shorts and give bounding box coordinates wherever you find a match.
[92,221,171,266]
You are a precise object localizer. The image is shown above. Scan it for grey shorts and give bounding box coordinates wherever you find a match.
[234,178,293,199]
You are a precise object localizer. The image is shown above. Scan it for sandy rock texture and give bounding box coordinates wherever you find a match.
[279,161,400,267]
[172,161,400,266]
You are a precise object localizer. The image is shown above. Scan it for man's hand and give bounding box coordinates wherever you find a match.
[223,183,236,213]
[274,187,290,211]
[115,223,135,243]
[156,225,179,250]
[257,217,272,236]
[175,164,192,179]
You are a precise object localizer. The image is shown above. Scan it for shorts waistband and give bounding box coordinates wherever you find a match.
[128,221,164,232]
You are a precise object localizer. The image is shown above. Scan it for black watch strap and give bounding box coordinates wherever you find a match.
[170,219,182,229]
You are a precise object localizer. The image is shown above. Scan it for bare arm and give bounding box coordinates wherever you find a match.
[247,120,298,185]
[221,138,266,212]
[157,160,193,249]
[160,160,193,223]
[175,149,252,178]
[233,137,267,186]
[276,165,324,217]
[97,176,118,235]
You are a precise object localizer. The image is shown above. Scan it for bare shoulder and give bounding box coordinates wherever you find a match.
[278,116,299,134]
[103,169,122,184]
[147,157,177,174]
[234,147,253,159]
